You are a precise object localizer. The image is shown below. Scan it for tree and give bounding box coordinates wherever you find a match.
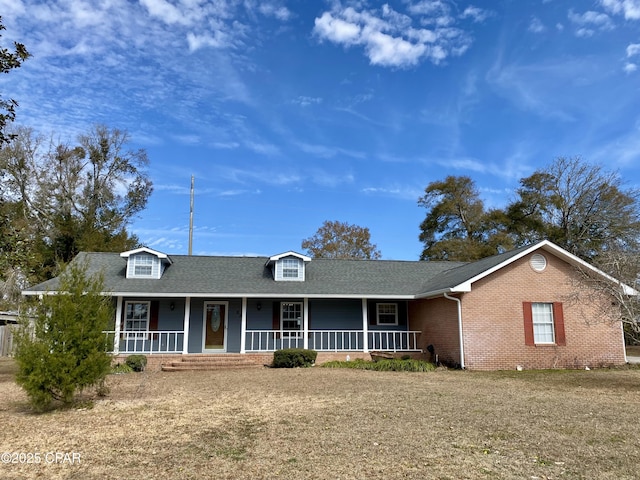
[0,124,152,269]
[13,260,113,411]
[565,247,640,344]
[417,175,512,261]
[302,220,382,259]
[0,16,30,145]
[505,157,640,261]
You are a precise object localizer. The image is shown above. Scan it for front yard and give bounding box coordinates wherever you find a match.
[1,357,639,479]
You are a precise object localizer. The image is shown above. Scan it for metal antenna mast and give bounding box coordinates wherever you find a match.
[188,175,194,256]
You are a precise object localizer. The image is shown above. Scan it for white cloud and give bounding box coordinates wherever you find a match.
[600,0,640,20]
[292,96,323,107]
[624,62,638,72]
[186,31,229,51]
[568,9,614,36]
[528,16,546,33]
[140,0,191,26]
[313,3,474,68]
[627,43,640,57]
[258,3,292,21]
[314,12,361,45]
[460,6,492,23]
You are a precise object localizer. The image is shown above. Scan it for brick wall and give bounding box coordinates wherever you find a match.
[408,251,626,370]
[459,251,625,370]
[409,297,462,367]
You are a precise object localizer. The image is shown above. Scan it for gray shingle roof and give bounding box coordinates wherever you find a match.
[416,244,534,295]
[24,252,469,298]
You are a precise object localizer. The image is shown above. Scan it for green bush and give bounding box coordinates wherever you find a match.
[125,354,148,372]
[321,358,436,372]
[272,348,317,368]
[111,362,134,374]
[14,261,113,411]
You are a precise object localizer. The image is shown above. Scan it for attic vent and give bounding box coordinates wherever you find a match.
[530,253,547,272]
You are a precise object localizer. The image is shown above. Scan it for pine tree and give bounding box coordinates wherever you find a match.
[14,260,113,410]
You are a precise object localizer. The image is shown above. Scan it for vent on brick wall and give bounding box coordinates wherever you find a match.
[530,253,547,272]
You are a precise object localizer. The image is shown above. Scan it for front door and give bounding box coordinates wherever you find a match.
[203,302,227,351]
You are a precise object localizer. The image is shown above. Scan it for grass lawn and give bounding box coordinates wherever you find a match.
[1,357,640,480]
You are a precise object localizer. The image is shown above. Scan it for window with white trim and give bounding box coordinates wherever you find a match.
[376,303,398,325]
[133,254,154,277]
[282,258,300,279]
[124,301,150,331]
[532,302,555,344]
[281,302,302,338]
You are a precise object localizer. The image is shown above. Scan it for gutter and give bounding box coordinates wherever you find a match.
[444,292,465,369]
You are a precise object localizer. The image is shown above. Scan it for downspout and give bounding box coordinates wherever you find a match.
[444,292,465,369]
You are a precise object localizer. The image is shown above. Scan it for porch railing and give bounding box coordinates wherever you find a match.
[103,331,184,354]
[245,330,421,353]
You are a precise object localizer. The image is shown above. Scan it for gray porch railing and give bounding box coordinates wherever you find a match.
[103,331,184,354]
[245,330,421,352]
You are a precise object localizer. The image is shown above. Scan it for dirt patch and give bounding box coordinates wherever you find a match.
[1,360,640,479]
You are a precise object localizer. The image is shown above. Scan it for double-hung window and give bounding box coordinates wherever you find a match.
[523,302,566,346]
[532,302,555,344]
[376,303,398,326]
[281,258,300,279]
[124,301,150,332]
[133,254,154,277]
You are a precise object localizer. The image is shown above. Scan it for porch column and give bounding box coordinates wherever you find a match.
[303,297,309,350]
[182,296,191,354]
[114,296,123,354]
[362,298,369,353]
[240,297,247,354]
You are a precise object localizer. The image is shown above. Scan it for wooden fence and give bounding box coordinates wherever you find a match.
[0,325,15,356]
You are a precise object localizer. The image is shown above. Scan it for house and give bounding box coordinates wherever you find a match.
[22,240,629,370]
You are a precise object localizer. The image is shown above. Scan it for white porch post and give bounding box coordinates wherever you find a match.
[303,297,309,350]
[240,297,247,354]
[362,298,369,353]
[114,296,123,354]
[182,296,191,354]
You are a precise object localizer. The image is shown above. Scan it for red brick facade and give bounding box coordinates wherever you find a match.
[409,252,626,370]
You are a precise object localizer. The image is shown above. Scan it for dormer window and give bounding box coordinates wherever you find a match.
[120,247,172,280]
[266,251,311,282]
[282,258,301,279]
[133,254,154,276]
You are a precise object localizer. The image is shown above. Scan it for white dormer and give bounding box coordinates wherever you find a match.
[120,247,172,279]
[266,251,312,281]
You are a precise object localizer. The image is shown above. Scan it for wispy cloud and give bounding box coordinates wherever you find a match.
[600,0,640,20]
[568,9,614,37]
[528,16,546,33]
[291,96,323,107]
[312,2,479,68]
[460,6,493,23]
[624,43,640,73]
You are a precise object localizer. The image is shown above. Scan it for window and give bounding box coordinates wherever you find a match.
[133,254,154,277]
[532,303,554,343]
[376,303,398,325]
[124,301,150,331]
[523,302,566,346]
[282,258,300,279]
[281,302,302,337]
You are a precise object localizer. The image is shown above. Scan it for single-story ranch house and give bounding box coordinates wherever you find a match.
[23,240,629,370]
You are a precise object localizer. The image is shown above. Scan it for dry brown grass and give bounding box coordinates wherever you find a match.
[1,358,640,479]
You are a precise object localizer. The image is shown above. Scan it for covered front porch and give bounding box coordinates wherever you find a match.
[105,297,422,355]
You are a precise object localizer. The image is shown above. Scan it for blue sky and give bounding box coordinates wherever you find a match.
[2,0,640,260]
